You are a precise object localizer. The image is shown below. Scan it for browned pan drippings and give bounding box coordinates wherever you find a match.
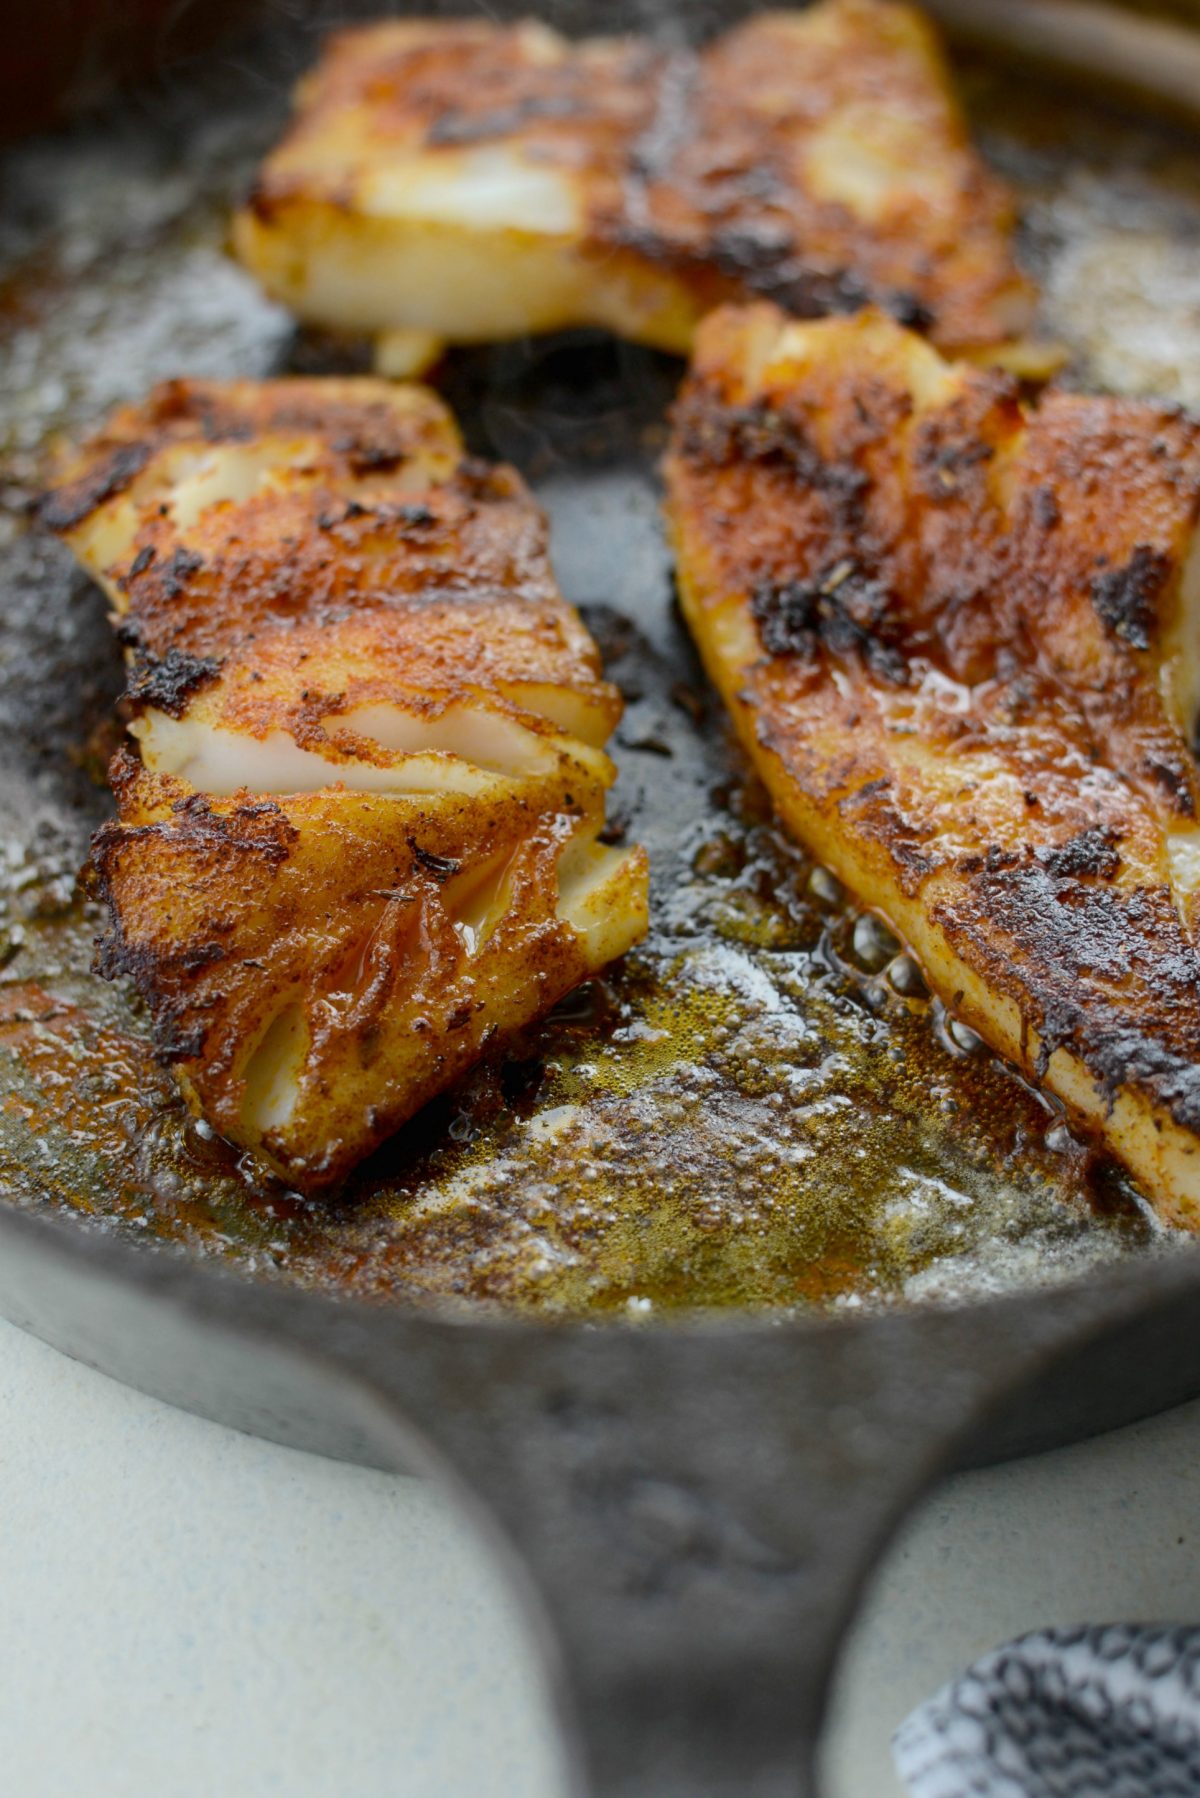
[0,42,1197,1314]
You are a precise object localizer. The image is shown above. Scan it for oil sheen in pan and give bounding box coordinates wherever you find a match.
[0,47,1198,1316]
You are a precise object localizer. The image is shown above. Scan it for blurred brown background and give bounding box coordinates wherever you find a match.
[0,0,1197,145]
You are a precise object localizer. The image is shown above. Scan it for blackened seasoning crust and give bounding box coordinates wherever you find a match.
[126,648,221,717]
[1038,828,1122,882]
[751,567,907,683]
[1091,544,1172,651]
[36,443,151,532]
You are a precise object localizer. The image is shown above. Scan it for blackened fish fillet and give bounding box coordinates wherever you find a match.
[233,0,1035,374]
[43,377,647,1189]
[666,302,1200,1226]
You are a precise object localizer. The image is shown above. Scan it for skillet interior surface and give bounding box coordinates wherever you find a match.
[3,25,1200,1321]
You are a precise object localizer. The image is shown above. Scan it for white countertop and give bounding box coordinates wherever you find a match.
[3,1313,1200,1798]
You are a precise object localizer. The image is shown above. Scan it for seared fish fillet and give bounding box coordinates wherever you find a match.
[233,0,1034,371]
[665,303,1200,1227]
[41,378,647,1189]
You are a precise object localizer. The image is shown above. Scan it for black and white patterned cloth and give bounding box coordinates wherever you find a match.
[893,1624,1200,1797]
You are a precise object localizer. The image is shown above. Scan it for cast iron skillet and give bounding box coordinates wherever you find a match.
[5,5,1200,1794]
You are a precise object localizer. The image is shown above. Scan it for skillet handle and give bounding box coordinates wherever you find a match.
[6,1202,1200,1797]
[331,1269,1200,1798]
[359,1322,911,1798]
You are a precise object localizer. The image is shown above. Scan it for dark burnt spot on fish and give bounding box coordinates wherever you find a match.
[126,646,222,718]
[37,442,152,532]
[386,503,436,529]
[160,792,301,863]
[755,264,875,322]
[1039,827,1122,881]
[159,545,204,600]
[122,545,157,585]
[673,393,821,476]
[330,427,410,475]
[846,777,892,804]
[888,837,937,885]
[699,228,874,321]
[885,289,935,334]
[344,444,404,476]
[1091,543,1171,650]
[180,941,227,972]
[751,565,908,683]
[1150,756,1199,817]
[673,391,871,533]
[151,1012,210,1063]
[614,207,889,329]
[916,420,996,501]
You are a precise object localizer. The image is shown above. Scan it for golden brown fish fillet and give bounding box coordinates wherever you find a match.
[41,377,648,1190]
[232,0,1034,372]
[665,302,1200,1227]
